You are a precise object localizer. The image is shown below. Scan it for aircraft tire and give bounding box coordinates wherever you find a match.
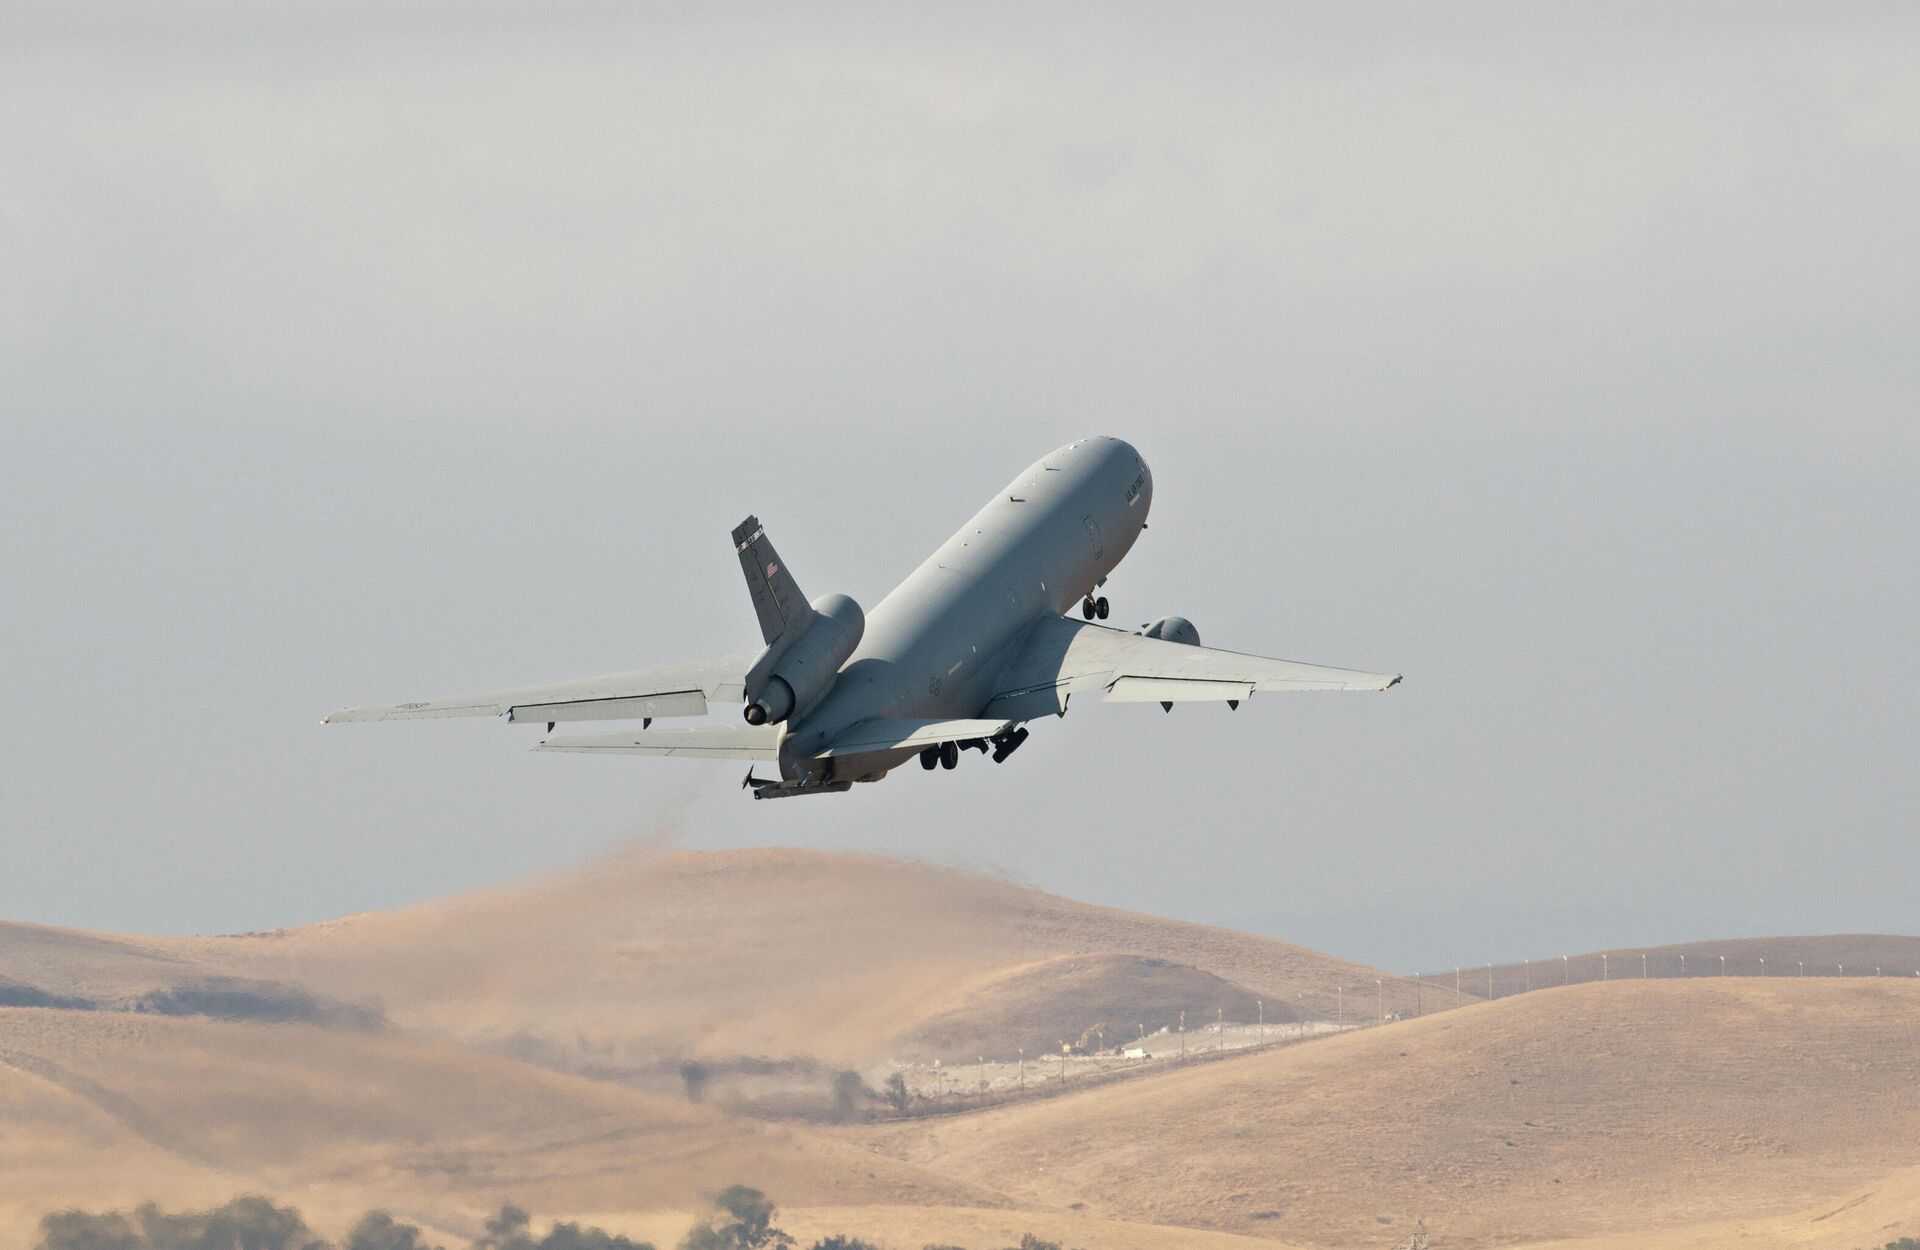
[1095,596,1110,619]
[1081,598,1096,619]
[919,746,939,770]
[939,741,959,770]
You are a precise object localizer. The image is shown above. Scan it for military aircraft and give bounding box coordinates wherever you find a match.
[327,437,1399,798]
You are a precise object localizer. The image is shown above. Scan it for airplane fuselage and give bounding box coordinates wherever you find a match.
[781,436,1152,782]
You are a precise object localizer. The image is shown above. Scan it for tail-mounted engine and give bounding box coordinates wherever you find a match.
[742,592,864,725]
[733,510,867,727]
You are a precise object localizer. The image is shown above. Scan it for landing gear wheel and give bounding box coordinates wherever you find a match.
[919,746,939,770]
[1094,596,1110,620]
[1081,597,1096,619]
[939,741,960,770]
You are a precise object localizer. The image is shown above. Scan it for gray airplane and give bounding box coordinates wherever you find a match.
[328,437,1400,798]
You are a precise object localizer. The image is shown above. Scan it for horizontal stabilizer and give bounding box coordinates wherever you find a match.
[534,725,781,760]
[325,653,754,724]
[820,717,1014,757]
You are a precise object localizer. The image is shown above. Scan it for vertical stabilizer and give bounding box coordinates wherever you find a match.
[732,516,810,644]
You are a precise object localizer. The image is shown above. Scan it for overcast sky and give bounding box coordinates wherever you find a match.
[3,3,1915,970]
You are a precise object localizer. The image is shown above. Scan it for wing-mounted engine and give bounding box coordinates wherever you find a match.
[1137,615,1200,646]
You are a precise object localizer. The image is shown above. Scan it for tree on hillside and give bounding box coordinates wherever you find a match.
[883,1072,910,1112]
[830,1070,868,1120]
[807,1238,878,1250]
[345,1212,442,1250]
[36,1209,141,1250]
[475,1206,536,1250]
[678,1187,793,1250]
[137,1195,328,1250]
[538,1222,653,1250]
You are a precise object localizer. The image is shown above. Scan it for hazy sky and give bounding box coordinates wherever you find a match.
[4,3,1915,970]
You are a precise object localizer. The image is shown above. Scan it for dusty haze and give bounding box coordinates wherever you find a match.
[2,3,1916,968]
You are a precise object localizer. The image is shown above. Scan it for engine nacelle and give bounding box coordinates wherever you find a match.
[742,592,865,725]
[1138,615,1201,647]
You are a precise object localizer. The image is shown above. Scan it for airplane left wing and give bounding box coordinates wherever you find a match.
[983,617,1398,720]
[324,652,756,725]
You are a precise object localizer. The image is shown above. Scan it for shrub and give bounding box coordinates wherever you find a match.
[678,1187,793,1250]
[830,1070,869,1119]
[345,1212,441,1250]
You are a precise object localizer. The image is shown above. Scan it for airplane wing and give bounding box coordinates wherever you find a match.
[533,725,780,759]
[324,653,756,725]
[983,617,1399,720]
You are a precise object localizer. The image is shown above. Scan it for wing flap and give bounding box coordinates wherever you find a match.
[986,616,1399,716]
[819,717,1013,757]
[534,725,781,759]
[1105,676,1255,703]
[506,690,709,723]
[325,652,756,724]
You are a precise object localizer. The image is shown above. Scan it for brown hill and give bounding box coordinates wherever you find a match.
[0,847,1406,1080]
[1431,934,1920,999]
[853,977,1920,1249]
[891,952,1297,1062]
[0,1005,998,1248]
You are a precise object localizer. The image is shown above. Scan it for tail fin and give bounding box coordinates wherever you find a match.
[732,515,810,644]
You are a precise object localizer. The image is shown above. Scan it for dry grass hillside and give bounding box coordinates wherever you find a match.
[855,978,1920,1249]
[1436,934,1920,999]
[0,1005,997,1249]
[0,847,1404,1076]
[891,952,1295,1062]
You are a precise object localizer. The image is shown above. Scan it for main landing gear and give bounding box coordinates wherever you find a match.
[919,728,1029,771]
[1081,595,1109,620]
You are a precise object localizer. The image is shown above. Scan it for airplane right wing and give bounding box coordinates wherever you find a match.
[983,616,1399,721]
[324,652,756,725]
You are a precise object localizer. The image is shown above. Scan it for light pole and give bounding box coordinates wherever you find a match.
[1454,967,1461,1008]
[1759,958,1765,977]
[1642,953,1647,979]
[1602,954,1608,982]
[1719,955,1726,976]
[1680,954,1686,977]
[1798,960,1804,976]
[1562,955,1569,986]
